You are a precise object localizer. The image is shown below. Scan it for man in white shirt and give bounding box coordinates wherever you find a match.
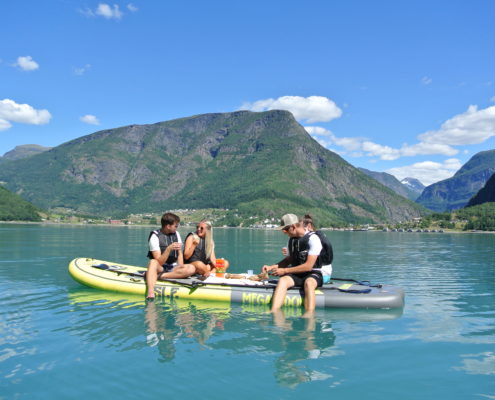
[145,212,195,300]
[262,214,325,312]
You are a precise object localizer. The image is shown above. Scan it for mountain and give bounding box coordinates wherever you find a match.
[0,110,424,225]
[401,177,425,197]
[2,144,52,160]
[358,168,419,201]
[416,150,495,211]
[0,186,42,221]
[466,172,495,207]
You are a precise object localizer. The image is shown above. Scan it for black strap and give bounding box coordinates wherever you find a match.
[331,277,382,288]
[328,287,372,294]
[92,263,145,278]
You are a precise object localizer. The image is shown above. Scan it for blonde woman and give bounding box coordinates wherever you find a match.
[183,220,229,276]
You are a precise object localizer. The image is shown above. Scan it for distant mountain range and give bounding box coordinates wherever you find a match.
[416,150,495,211]
[467,172,495,207]
[401,177,425,196]
[1,144,52,160]
[358,168,422,201]
[0,110,425,225]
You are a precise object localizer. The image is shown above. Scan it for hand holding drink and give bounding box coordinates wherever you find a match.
[167,242,181,253]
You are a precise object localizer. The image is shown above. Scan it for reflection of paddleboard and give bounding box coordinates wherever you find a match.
[68,258,405,309]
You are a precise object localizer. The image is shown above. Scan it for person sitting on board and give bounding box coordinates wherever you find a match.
[262,214,326,313]
[145,212,196,300]
[282,214,333,284]
[183,220,229,276]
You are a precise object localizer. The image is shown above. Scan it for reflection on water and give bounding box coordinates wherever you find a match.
[144,300,229,362]
[271,310,335,388]
[63,291,402,390]
[1,225,495,399]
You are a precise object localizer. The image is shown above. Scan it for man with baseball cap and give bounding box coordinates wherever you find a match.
[262,213,325,312]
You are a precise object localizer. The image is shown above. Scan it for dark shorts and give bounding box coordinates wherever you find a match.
[288,271,323,288]
[161,263,176,272]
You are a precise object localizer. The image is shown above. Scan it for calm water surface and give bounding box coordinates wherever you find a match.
[1,224,494,399]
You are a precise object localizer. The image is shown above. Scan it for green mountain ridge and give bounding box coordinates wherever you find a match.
[416,149,495,211]
[0,110,424,225]
[0,186,42,221]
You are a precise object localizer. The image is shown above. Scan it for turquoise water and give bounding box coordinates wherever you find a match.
[1,224,494,399]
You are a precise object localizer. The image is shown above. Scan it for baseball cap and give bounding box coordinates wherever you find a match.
[279,214,299,229]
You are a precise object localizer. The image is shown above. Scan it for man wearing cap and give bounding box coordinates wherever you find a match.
[262,214,325,312]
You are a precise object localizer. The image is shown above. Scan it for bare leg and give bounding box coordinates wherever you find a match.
[303,277,318,312]
[160,264,196,279]
[272,308,291,329]
[270,276,295,312]
[190,261,211,276]
[146,259,164,299]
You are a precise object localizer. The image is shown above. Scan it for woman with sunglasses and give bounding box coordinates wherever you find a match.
[183,220,229,276]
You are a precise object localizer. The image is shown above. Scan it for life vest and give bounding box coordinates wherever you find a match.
[184,232,209,263]
[288,230,333,268]
[147,230,179,264]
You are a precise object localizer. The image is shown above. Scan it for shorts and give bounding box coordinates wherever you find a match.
[161,263,177,272]
[288,271,323,287]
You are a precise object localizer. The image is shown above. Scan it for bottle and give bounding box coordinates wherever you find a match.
[215,258,225,277]
[216,258,225,270]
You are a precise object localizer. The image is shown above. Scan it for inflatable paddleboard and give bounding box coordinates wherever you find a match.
[69,258,405,309]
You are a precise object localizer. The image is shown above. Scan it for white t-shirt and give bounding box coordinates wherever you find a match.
[149,231,183,253]
[289,231,332,277]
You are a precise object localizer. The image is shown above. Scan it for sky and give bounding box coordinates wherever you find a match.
[1,0,495,186]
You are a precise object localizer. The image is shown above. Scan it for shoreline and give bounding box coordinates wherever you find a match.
[1,220,494,234]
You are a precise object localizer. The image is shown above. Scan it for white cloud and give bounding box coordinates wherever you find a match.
[362,141,401,160]
[385,159,462,186]
[80,3,123,19]
[419,105,495,146]
[421,76,432,86]
[240,95,342,123]
[399,142,458,157]
[73,64,91,75]
[127,3,138,12]
[306,104,495,161]
[15,56,39,71]
[0,119,12,131]
[0,99,51,128]
[96,3,123,19]
[490,96,495,102]
[305,126,365,152]
[305,126,334,137]
[306,126,403,160]
[80,114,100,125]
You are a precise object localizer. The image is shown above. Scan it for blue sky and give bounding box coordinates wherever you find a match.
[1,0,494,185]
